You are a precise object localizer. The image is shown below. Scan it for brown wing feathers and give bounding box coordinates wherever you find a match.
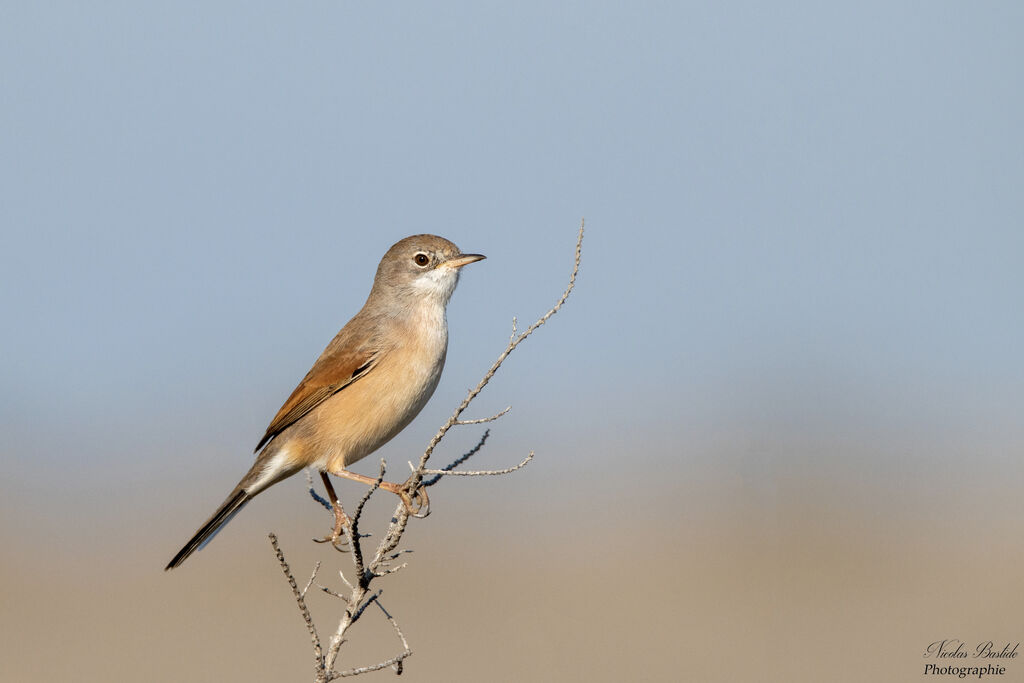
[254,338,379,453]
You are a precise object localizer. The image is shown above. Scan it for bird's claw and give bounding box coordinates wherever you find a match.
[398,481,430,518]
[312,531,351,552]
[313,503,351,552]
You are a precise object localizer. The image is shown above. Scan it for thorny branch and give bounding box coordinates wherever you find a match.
[270,220,584,680]
[270,533,323,675]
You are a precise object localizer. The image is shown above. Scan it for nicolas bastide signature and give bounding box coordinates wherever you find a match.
[925,640,1020,660]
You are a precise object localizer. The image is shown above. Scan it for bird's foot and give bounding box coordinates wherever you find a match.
[382,479,430,519]
[313,505,351,552]
[314,471,350,551]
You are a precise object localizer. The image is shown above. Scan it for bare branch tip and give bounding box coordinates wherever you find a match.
[422,451,534,478]
[455,405,511,425]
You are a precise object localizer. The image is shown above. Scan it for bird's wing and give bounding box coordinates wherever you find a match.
[254,327,379,452]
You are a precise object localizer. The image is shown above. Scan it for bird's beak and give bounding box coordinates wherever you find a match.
[444,253,486,269]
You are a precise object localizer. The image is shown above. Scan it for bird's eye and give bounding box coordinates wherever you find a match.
[413,253,430,267]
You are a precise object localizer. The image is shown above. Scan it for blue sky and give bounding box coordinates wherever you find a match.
[4,3,1021,475]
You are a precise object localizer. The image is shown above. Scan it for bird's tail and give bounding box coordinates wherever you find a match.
[165,487,251,570]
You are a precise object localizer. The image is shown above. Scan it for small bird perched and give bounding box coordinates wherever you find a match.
[166,235,484,570]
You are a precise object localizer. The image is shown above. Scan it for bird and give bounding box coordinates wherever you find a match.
[165,235,484,570]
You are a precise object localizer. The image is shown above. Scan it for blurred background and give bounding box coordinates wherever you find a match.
[2,3,1023,681]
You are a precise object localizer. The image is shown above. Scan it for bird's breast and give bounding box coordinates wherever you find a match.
[309,303,449,470]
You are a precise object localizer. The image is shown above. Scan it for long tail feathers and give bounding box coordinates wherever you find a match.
[165,488,251,570]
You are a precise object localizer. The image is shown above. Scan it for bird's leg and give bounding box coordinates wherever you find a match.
[327,467,430,518]
[313,471,350,551]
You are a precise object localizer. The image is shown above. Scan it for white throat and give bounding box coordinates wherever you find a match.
[410,266,460,305]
